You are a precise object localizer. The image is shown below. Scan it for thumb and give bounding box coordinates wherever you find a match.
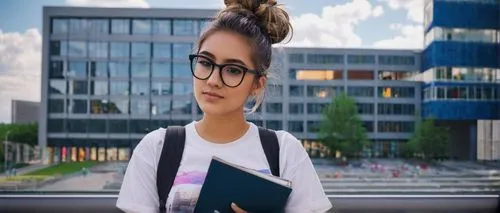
[231,202,247,213]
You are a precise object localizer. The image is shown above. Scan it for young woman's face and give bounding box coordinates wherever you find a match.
[192,30,263,116]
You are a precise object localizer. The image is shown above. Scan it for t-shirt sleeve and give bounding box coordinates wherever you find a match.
[278,132,333,213]
[116,129,164,213]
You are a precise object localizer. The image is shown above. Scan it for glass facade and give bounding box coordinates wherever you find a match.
[425,27,499,47]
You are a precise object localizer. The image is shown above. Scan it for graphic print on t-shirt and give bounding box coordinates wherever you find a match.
[168,169,271,213]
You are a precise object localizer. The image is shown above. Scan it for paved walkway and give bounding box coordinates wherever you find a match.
[1,163,49,177]
[39,172,116,191]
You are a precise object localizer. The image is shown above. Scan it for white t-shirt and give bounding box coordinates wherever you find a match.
[116,121,332,213]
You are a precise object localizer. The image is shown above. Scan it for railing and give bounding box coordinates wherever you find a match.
[0,194,498,213]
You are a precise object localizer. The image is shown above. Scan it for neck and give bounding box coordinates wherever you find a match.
[196,110,249,144]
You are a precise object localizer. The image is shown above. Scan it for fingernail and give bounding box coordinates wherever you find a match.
[231,202,236,207]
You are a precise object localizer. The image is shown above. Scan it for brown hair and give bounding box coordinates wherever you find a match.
[196,0,293,113]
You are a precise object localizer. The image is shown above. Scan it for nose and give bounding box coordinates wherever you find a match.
[206,66,223,88]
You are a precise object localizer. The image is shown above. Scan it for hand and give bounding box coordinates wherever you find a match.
[231,202,248,213]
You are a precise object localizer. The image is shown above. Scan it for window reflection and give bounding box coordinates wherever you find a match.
[69,99,87,114]
[48,99,65,113]
[152,99,171,115]
[173,20,198,35]
[173,43,192,59]
[91,99,109,114]
[266,103,282,114]
[52,18,68,34]
[153,43,171,59]
[90,80,108,95]
[68,61,87,78]
[88,42,108,58]
[131,62,150,78]
[173,83,193,96]
[50,61,65,79]
[108,98,129,114]
[69,19,88,34]
[289,85,304,97]
[288,121,304,132]
[289,103,304,114]
[109,62,129,78]
[173,63,191,78]
[49,80,66,94]
[172,100,192,114]
[307,103,328,114]
[110,81,129,95]
[68,41,87,57]
[131,82,149,96]
[132,19,151,34]
[153,19,171,35]
[88,19,108,34]
[111,19,130,34]
[68,80,88,95]
[152,62,171,78]
[151,82,171,96]
[110,42,130,58]
[131,100,150,115]
[90,61,108,77]
[132,42,151,58]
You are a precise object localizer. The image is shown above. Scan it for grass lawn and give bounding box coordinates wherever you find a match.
[25,161,99,176]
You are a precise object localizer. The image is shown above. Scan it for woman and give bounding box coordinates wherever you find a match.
[117,0,332,212]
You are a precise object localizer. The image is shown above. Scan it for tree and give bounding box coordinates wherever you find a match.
[409,117,450,160]
[319,93,369,158]
[0,122,38,147]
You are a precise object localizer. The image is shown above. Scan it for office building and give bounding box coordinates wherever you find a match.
[11,100,40,124]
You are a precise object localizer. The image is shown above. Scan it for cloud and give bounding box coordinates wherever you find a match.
[66,0,150,8]
[378,0,424,23]
[284,0,382,48]
[0,29,42,123]
[372,5,384,17]
[372,24,423,49]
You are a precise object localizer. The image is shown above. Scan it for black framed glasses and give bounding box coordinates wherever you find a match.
[189,54,260,88]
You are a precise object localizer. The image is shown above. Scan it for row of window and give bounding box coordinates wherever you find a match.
[421,67,500,83]
[436,0,499,4]
[50,41,192,59]
[289,69,418,81]
[49,80,191,96]
[52,18,210,36]
[287,54,416,66]
[425,27,500,47]
[423,86,500,101]
[49,61,190,79]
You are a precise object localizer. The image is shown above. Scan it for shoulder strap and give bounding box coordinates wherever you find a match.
[157,126,186,213]
[258,127,280,177]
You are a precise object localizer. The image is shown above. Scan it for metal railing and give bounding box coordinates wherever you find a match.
[0,194,498,213]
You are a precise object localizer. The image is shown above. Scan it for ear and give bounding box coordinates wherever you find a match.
[251,76,267,96]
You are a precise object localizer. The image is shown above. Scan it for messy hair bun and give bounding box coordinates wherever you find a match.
[221,0,292,44]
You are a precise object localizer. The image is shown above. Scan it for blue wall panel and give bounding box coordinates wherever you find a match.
[428,1,499,32]
[423,101,500,120]
[422,41,500,71]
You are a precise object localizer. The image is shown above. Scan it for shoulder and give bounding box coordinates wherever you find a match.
[133,128,167,166]
[272,130,309,162]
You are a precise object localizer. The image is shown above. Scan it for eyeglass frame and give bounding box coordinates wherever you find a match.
[188,54,261,88]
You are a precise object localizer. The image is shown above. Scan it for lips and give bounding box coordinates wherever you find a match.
[202,91,224,99]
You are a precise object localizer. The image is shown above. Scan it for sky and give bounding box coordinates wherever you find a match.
[0,0,425,123]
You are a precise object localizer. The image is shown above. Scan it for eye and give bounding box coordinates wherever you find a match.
[197,58,212,67]
[225,66,243,75]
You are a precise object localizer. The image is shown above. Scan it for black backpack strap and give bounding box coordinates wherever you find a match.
[258,127,280,177]
[157,126,186,213]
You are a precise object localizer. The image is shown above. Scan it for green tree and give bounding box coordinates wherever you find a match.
[409,117,450,160]
[319,93,369,158]
[0,122,38,147]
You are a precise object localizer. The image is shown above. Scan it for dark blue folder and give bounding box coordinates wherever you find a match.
[194,157,292,213]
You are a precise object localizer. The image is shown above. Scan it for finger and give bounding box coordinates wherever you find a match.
[231,202,247,213]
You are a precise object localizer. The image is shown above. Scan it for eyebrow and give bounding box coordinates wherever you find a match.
[199,50,249,67]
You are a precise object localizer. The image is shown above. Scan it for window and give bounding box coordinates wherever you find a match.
[69,99,87,114]
[307,86,342,98]
[291,69,343,80]
[49,80,66,94]
[131,62,150,78]
[248,120,263,126]
[378,55,415,66]
[378,121,414,133]
[288,121,304,132]
[172,100,192,114]
[199,20,211,34]
[173,43,192,59]
[348,87,374,97]
[266,103,282,114]
[132,42,151,58]
[173,83,193,96]
[110,81,129,96]
[355,103,374,114]
[48,99,65,113]
[110,42,130,58]
[68,41,86,57]
[131,100,150,115]
[109,120,128,133]
[151,82,171,96]
[307,121,321,133]
[378,104,415,115]
[88,42,108,58]
[108,98,129,114]
[266,120,282,130]
[289,85,304,97]
[348,55,375,64]
[50,61,65,79]
[151,99,171,115]
[90,80,108,95]
[69,19,87,34]
[132,19,151,34]
[68,61,87,78]
[307,54,343,64]
[153,43,171,59]
[109,62,129,78]
[378,71,415,80]
[52,18,68,34]
[131,82,149,96]
[347,70,374,80]
[91,99,109,114]
[47,119,65,132]
[88,119,106,133]
[152,62,171,78]
[67,119,87,133]
[111,19,130,34]
[90,61,108,77]
[289,54,304,63]
[68,80,88,95]
[130,120,151,133]
[379,87,415,98]
[437,87,445,99]
[362,121,374,132]
[307,103,328,114]
[88,19,108,35]
[50,41,62,56]
[173,63,191,78]
[153,19,171,35]
[173,20,197,36]
[267,85,282,97]
[289,103,304,114]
